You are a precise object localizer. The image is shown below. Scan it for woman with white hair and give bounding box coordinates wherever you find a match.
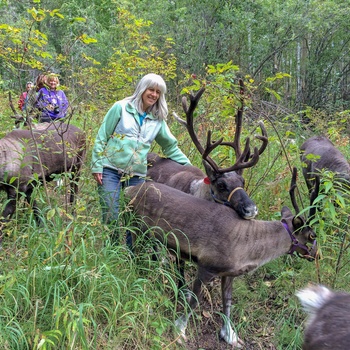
[91,73,191,247]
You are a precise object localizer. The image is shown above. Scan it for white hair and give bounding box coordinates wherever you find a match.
[296,284,333,326]
[124,73,168,120]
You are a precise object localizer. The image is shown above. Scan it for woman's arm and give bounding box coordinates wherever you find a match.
[155,120,191,165]
[57,90,69,117]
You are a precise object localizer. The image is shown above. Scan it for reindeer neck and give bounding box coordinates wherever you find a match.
[216,220,293,274]
[189,178,212,201]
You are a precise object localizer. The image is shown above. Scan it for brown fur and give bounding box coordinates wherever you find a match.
[0,122,86,220]
[300,136,350,192]
[297,285,350,350]
[126,182,317,346]
[147,152,257,219]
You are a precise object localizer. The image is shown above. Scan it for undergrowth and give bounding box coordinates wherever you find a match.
[1,93,350,349]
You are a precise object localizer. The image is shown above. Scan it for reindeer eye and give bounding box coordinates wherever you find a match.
[216,182,226,191]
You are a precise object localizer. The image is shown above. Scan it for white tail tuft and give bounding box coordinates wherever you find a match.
[296,284,333,316]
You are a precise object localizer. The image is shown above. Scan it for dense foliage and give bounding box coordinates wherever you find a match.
[0,1,350,349]
[2,0,350,112]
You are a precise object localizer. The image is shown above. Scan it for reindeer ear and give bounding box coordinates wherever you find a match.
[281,206,293,218]
[202,159,217,180]
[292,216,304,229]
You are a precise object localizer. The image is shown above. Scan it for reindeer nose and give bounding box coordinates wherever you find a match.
[242,205,258,220]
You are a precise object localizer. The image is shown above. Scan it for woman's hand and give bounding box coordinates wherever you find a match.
[93,172,103,185]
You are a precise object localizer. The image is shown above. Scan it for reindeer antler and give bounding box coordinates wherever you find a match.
[308,174,320,221]
[9,91,17,114]
[289,167,301,214]
[218,120,268,174]
[173,87,206,153]
[217,79,268,174]
[290,166,320,223]
[173,87,224,171]
[173,80,268,175]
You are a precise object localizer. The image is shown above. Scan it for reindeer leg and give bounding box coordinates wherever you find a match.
[175,276,201,342]
[0,189,17,248]
[175,266,214,343]
[25,186,42,225]
[2,188,17,219]
[176,258,193,303]
[220,276,243,347]
[69,176,79,204]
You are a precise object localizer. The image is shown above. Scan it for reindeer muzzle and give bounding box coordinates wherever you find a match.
[283,222,318,261]
[297,239,317,261]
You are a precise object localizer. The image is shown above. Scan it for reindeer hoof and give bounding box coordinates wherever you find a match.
[175,316,188,344]
[176,333,187,345]
[234,339,245,349]
[219,324,244,347]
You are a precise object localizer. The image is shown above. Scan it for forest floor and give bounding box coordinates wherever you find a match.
[183,298,277,350]
[184,310,278,350]
[174,274,287,350]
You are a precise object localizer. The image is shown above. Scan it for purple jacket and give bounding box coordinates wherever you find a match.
[36,87,69,119]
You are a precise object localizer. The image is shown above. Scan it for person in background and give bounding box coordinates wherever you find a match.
[18,81,34,111]
[23,74,47,115]
[36,73,69,122]
[35,74,47,92]
[91,73,191,248]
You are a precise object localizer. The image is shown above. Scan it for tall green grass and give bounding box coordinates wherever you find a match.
[0,180,188,349]
[1,215,187,349]
[1,96,350,349]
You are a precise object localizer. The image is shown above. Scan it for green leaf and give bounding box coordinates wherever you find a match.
[9,176,17,184]
[72,17,86,23]
[265,87,281,101]
[47,208,56,220]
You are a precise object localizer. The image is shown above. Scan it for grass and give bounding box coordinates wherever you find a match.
[1,214,185,349]
[1,103,350,349]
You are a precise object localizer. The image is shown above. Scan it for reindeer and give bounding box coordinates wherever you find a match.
[147,82,268,220]
[300,135,350,193]
[147,83,268,290]
[296,284,350,350]
[125,167,318,347]
[0,122,86,246]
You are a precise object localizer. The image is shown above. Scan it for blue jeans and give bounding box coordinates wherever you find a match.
[98,167,145,247]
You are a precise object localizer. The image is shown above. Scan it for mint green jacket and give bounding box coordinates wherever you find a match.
[91,100,191,176]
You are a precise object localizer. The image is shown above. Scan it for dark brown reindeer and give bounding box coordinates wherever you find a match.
[0,122,86,247]
[125,167,318,347]
[296,284,350,350]
[147,82,268,220]
[147,83,267,290]
[300,135,350,193]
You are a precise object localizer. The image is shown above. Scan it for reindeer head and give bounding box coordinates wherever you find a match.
[202,159,258,219]
[174,80,268,220]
